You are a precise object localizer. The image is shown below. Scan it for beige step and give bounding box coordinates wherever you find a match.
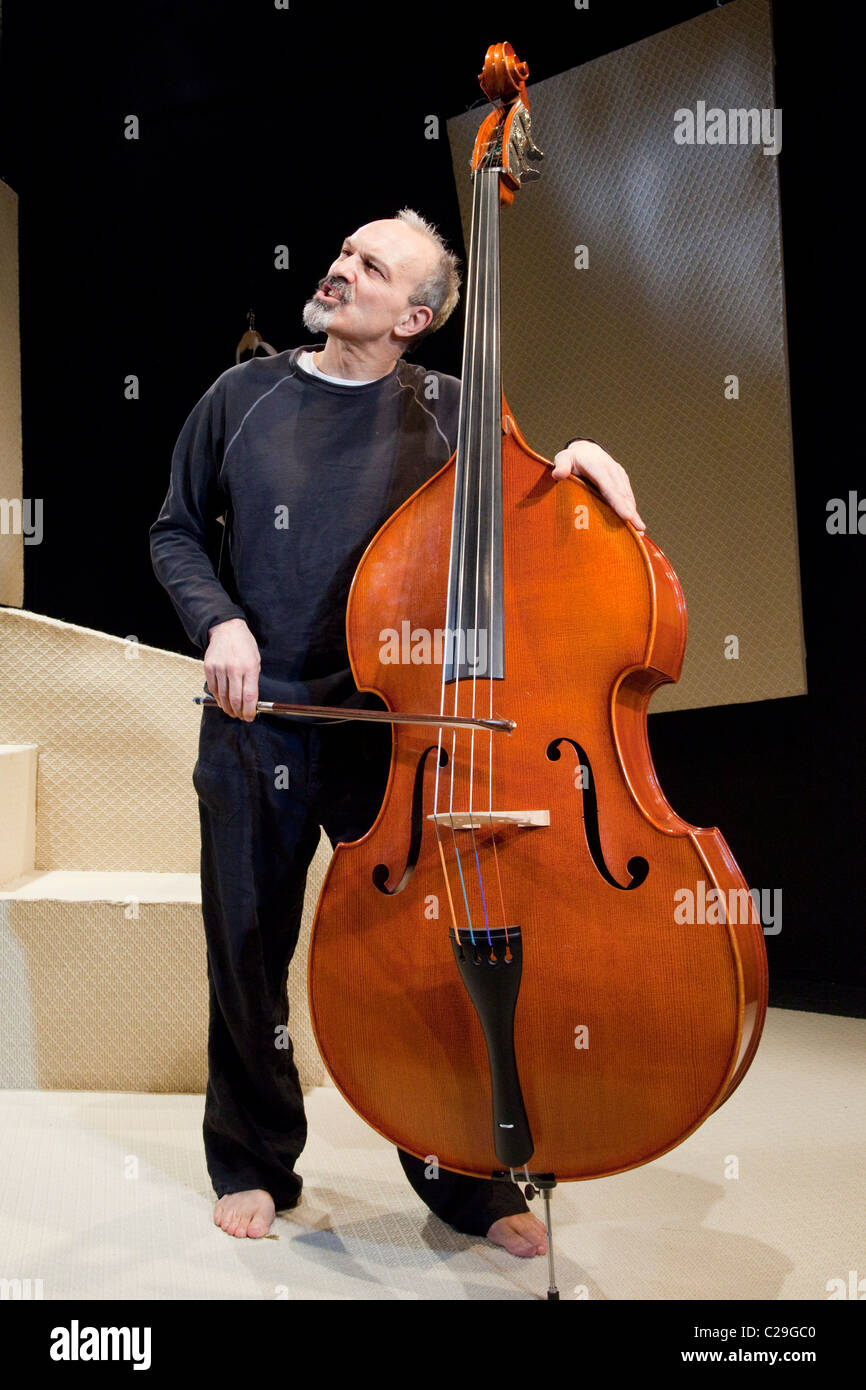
[0,870,326,1093]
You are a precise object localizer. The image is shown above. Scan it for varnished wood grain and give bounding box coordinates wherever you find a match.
[307,408,768,1182]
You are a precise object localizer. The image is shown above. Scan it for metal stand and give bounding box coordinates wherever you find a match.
[504,1168,560,1299]
[538,1182,559,1301]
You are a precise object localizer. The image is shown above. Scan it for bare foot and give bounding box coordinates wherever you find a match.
[487,1211,548,1257]
[213,1188,275,1238]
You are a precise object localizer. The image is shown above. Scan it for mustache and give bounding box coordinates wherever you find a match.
[317,276,351,302]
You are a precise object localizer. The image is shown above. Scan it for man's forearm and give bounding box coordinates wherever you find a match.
[150,520,247,652]
[150,376,249,652]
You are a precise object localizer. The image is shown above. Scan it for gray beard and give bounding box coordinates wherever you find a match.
[302,297,340,334]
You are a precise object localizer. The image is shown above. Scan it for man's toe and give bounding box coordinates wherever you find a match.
[512,1234,537,1254]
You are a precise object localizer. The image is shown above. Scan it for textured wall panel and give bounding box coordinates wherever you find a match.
[447,0,803,711]
[0,607,204,871]
[0,609,333,1091]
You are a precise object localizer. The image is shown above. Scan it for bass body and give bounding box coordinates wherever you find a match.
[308,405,767,1180]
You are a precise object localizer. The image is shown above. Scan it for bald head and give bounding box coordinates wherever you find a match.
[302,208,461,356]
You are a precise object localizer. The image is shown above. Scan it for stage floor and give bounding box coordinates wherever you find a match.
[0,1007,862,1301]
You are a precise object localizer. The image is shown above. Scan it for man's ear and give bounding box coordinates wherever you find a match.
[394,303,433,341]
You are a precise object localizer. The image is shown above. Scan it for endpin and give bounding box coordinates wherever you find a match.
[506,1169,560,1300]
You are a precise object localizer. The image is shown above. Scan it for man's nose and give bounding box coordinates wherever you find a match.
[327,256,357,284]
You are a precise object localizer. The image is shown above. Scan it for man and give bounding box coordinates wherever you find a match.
[150,208,645,1261]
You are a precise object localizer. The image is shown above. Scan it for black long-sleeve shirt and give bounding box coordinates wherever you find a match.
[149,344,462,708]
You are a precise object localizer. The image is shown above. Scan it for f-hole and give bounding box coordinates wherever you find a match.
[372,745,448,895]
[546,736,649,891]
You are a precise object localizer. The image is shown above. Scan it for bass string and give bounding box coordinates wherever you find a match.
[432,158,482,943]
[466,166,494,945]
[469,167,508,945]
[476,167,510,948]
[482,166,510,949]
[433,163,510,954]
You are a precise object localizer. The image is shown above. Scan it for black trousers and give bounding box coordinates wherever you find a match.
[193,703,529,1238]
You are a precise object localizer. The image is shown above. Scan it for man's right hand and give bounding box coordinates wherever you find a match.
[203,618,261,721]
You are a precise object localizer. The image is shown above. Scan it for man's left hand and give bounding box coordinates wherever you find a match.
[551,439,646,533]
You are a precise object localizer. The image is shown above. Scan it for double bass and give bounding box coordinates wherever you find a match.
[305,42,768,1294]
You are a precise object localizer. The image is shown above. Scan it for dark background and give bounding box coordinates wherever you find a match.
[0,1,861,1012]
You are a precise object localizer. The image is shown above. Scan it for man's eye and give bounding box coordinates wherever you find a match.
[367,261,382,275]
